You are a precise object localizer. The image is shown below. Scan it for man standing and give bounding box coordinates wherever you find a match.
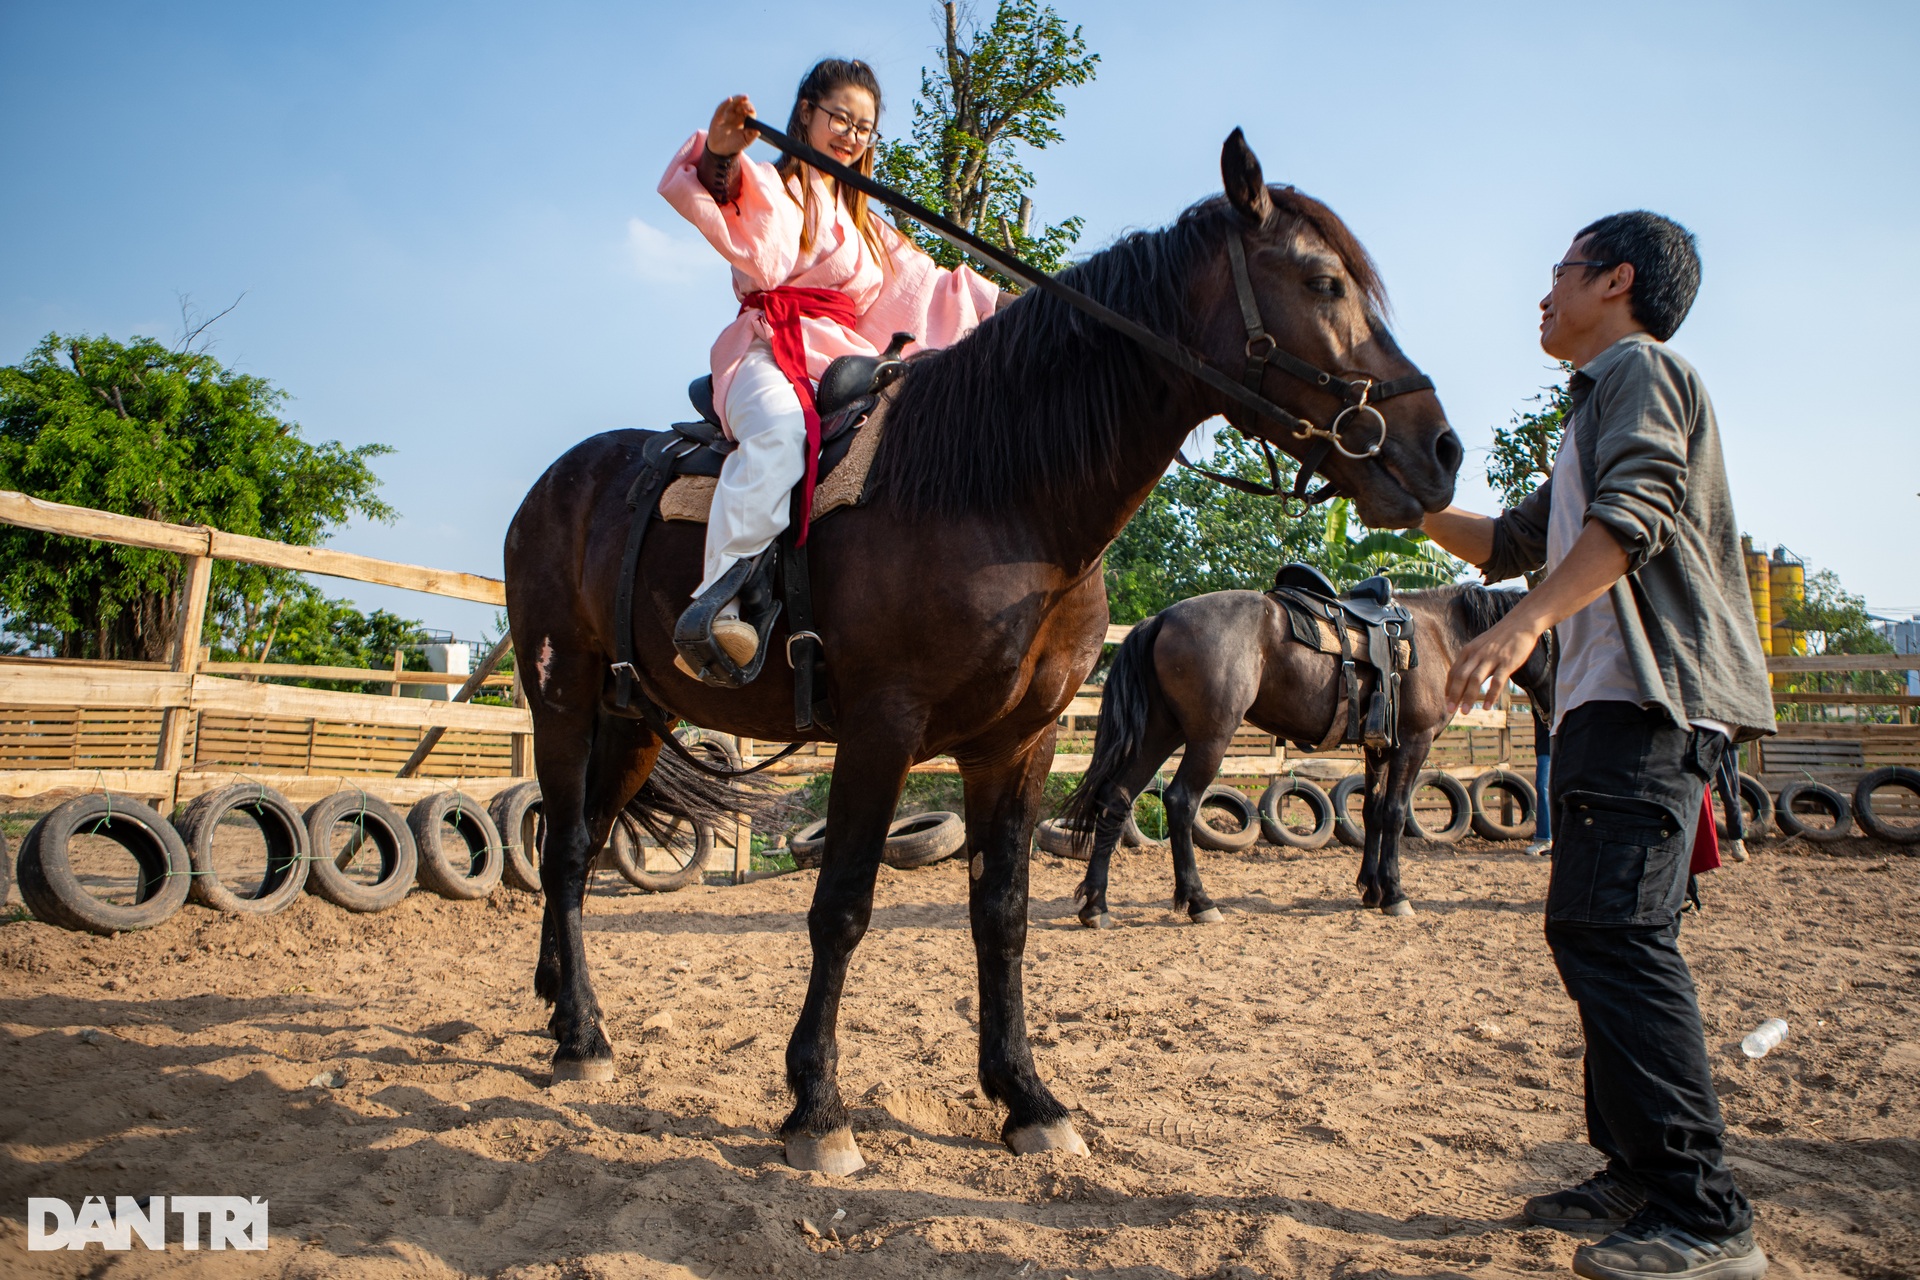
[1422,211,1774,1280]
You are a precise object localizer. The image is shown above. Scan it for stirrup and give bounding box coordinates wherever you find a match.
[672,548,780,689]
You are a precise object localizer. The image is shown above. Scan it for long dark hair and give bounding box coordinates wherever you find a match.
[776,59,888,262]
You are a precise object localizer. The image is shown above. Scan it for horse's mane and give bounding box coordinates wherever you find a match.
[1450,584,1528,637]
[868,187,1388,520]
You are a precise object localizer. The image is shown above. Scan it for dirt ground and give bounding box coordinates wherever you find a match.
[2,830,1915,1280]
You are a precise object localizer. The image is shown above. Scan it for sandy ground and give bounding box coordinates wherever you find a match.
[2,831,1916,1280]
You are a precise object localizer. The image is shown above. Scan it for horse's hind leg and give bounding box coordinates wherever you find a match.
[531,684,657,1082]
[781,730,911,1174]
[962,733,1087,1158]
[1074,728,1179,929]
[1164,733,1232,924]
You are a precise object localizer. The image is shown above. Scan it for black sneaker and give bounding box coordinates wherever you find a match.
[1573,1211,1768,1280]
[1523,1169,1647,1233]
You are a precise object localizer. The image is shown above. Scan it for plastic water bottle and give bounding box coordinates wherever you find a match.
[1741,1018,1788,1059]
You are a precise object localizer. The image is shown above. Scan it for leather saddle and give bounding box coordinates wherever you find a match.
[1267,562,1417,752]
[610,332,914,732]
[648,333,910,487]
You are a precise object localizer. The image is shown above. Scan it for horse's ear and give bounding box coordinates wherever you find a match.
[1221,128,1273,227]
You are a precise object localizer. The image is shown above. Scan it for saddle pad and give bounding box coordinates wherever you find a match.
[659,398,888,526]
[1283,607,1414,670]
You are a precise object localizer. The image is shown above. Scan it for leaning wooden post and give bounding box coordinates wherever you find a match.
[510,667,531,777]
[154,550,215,803]
[1497,683,1513,766]
[396,633,514,778]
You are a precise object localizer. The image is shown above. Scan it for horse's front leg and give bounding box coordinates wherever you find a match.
[1356,750,1388,908]
[1375,731,1433,916]
[961,733,1087,1157]
[781,731,912,1175]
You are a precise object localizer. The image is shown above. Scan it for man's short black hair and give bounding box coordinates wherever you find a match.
[1575,211,1701,341]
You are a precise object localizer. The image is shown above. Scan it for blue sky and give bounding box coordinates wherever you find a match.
[3,1,1915,638]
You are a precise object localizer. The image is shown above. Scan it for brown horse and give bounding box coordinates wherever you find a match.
[1061,584,1555,926]
[501,132,1462,1173]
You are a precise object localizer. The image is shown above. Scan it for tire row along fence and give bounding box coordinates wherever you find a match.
[0,491,749,932]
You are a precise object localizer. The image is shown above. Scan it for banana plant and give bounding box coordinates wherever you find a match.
[1318,498,1466,590]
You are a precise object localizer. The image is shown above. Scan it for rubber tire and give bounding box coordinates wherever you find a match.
[14,794,190,935]
[789,818,827,868]
[176,784,310,916]
[1330,773,1367,849]
[1853,766,1920,845]
[1125,782,1170,847]
[1,822,10,911]
[1469,769,1538,842]
[303,791,419,913]
[1258,777,1335,850]
[1191,784,1261,852]
[609,809,711,892]
[1405,771,1472,843]
[409,792,505,900]
[1715,771,1774,842]
[1774,780,1853,843]
[1034,817,1094,861]
[488,781,544,893]
[883,811,966,869]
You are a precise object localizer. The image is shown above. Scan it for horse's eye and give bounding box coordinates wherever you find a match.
[1307,276,1343,298]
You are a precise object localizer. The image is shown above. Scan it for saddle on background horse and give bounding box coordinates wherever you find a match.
[609,332,914,735]
[1267,562,1417,753]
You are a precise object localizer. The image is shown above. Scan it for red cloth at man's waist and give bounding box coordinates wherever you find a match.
[740,287,860,543]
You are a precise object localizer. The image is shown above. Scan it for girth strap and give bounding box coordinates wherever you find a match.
[613,464,666,710]
[780,489,833,734]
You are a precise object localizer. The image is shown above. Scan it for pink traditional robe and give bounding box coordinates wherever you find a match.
[658,129,1000,436]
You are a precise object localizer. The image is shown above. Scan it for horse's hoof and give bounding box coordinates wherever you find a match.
[1190,907,1224,925]
[550,1055,616,1083]
[1382,899,1415,918]
[1080,912,1113,930]
[784,1128,866,1176]
[1006,1119,1090,1157]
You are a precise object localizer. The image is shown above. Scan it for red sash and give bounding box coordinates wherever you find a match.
[1690,789,1721,874]
[740,286,860,543]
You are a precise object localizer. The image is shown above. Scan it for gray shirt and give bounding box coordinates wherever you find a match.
[1481,333,1775,742]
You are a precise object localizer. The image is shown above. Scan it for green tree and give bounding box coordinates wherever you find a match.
[875,0,1098,279]
[0,333,395,660]
[208,582,429,693]
[1774,567,1900,719]
[1486,365,1573,508]
[1104,435,1326,623]
[1785,569,1893,657]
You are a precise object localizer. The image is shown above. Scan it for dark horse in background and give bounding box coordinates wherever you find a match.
[502,132,1463,1174]
[1062,584,1555,925]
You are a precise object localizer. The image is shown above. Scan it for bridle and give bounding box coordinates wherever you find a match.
[742,115,1435,508]
[1175,235,1433,507]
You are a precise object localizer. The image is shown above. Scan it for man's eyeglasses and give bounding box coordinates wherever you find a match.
[1552,259,1615,285]
[808,101,879,145]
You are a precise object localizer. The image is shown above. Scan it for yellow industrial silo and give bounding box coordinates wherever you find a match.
[1742,535,1771,656]
[1769,547,1805,690]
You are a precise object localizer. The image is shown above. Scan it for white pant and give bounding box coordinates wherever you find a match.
[696,341,807,600]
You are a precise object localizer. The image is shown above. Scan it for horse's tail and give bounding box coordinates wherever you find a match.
[624,741,776,848]
[1060,614,1165,857]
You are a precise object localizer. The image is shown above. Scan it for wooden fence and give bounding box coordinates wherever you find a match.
[5,488,1914,822]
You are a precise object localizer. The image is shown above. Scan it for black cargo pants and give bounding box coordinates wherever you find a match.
[1546,701,1752,1238]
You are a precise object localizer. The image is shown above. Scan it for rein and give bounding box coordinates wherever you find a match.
[742,117,1433,505]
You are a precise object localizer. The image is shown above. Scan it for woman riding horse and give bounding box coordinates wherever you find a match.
[660,59,1003,678]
